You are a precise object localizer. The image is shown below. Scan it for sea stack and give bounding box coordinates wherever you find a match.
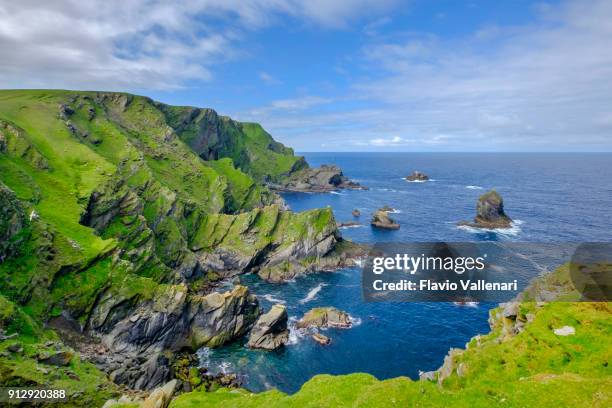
[371,209,400,230]
[406,171,429,181]
[247,304,289,350]
[459,190,512,229]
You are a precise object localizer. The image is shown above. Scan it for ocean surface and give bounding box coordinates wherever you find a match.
[200,153,612,393]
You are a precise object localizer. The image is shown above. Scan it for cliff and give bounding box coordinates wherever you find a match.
[0,90,353,402]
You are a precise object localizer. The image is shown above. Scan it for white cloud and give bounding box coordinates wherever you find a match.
[0,0,397,90]
[258,71,281,85]
[244,0,612,151]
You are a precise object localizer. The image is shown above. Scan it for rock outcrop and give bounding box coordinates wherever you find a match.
[371,210,400,230]
[406,171,429,181]
[458,190,512,229]
[89,285,260,389]
[312,333,331,345]
[270,165,366,192]
[297,307,352,329]
[0,183,28,262]
[247,304,289,350]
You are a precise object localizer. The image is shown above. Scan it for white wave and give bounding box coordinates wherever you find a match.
[287,317,306,345]
[339,224,363,229]
[406,179,427,183]
[387,209,402,214]
[349,315,362,326]
[453,301,479,308]
[330,191,345,195]
[456,220,523,237]
[197,347,210,367]
[354,258,365,267]
[465,185,484,190]
[262,294,286,304]
[218,361,232,375]
[299,283,326,304]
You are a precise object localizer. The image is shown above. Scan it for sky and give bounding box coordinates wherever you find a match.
[1,0,611,152]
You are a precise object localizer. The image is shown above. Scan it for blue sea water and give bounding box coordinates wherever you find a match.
[201,153,612,393]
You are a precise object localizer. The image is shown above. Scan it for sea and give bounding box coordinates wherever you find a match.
[199,152,612,393]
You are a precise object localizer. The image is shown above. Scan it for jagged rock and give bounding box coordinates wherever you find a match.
[352,209,361,217]
[553,326,575,336]
[37,350,73,366]
[311,333,331,345]
[297,307,352,329]
[90,285,259,389]
[0,183,28,262]
[271,165,366,192]
[406,171,429,181]
[371,210,400,230]
[458,190,512,229]
[142,379,177,408]
[8,343,23,354]
[379,205,396,213]
[247,304,289,350]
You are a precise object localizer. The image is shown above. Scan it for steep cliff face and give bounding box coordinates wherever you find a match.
[0,90,346,392]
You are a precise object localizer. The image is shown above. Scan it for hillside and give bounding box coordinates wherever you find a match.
[0,90,359,406]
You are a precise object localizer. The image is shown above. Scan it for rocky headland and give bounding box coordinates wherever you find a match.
[268,164,366,193]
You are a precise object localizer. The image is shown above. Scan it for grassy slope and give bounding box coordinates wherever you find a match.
[0,90,337,406]
[171,266,611,408]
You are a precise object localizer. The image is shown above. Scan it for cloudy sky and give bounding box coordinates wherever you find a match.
[1,0,611,151]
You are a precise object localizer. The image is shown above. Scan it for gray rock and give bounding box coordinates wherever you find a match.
[458,190,512,229]
[247,304,289,350]
[38,351,73,366]
[406,171,429,181]
[297,307,352,329]
[371,210,400,230]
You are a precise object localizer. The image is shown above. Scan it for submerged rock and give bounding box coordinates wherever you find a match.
[406,171,429,181]
[371,210,400,230]
[352,209,361,217]
[337,221,361,228]
[247,304,289,350]
[312,333,331,345]
[458,190,512,229]
[297,307,352,329]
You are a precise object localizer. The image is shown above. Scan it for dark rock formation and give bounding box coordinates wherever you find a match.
[37,351,74,367]
[89,285,260,389]
[371,210,400,230]
[312,333,331,345]
[352,209,361,217]
[406,171,429,181]
[297,307,352,329]
[458,190,512,229]
[0,183,28,262]
[247,304,289,350]
[257,240,368,283]
[270,165,366,192]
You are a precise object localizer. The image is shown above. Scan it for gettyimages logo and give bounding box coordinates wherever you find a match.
[362,242,612,303]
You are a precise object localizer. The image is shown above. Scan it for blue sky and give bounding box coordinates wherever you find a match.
[1,0,611,151]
